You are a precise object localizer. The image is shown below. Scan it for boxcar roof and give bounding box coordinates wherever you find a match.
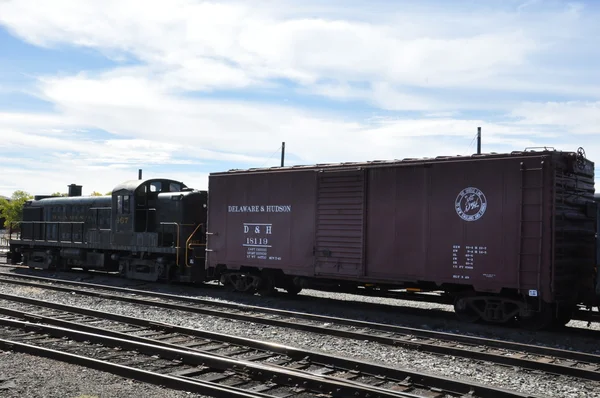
[212,147,583,176]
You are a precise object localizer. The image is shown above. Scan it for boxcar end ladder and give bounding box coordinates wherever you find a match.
[517,160,544,310]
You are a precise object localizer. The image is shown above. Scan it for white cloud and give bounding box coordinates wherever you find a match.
[2,0,595,108]
[0,154,210,198]
[0,70,574,197]
[510,101,600,134]
[0,0,599,197]
[35,73,555,154]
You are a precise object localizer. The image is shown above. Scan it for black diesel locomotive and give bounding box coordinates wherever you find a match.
[8,178,208,283]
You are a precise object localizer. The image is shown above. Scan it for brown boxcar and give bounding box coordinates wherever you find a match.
[205,148,596,329]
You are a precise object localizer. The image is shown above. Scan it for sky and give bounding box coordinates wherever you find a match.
[0,0,599,196]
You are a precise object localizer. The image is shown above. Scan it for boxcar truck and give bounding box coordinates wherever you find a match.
[204,148,597,330]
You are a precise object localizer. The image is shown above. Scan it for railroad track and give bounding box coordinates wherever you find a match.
[0,292,530,398]
[0,320,269,398]
[1,272,600,383]
[2,260,598,325]
[0,261,456,308]
[1,318,412,398]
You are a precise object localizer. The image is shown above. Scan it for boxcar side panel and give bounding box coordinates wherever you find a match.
[206,171,317,273]
[426,158,518,290]
[365,166,428,279]
[364,156,549,293]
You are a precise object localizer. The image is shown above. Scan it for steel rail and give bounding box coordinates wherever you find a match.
[0,337,274,398]
[0,291,530,398]
[2,266,598,322]
[0,317,437,398]
[1,273,600,382]
[1,273,599,360]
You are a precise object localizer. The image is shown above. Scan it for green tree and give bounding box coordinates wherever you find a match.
[0,190,34,229]
[90,191,104,196]
[51,192,68,197]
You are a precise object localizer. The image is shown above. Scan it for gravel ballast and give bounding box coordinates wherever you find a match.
[0,278,599,398]
[0,350,211,398]
[3,268,600,353]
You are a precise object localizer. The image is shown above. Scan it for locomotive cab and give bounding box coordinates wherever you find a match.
[111,178,186,244]
[109,178,208,282]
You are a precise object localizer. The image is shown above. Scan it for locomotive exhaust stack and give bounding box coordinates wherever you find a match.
[68,184,82,197]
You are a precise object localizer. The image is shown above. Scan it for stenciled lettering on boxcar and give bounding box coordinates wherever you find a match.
[243,222,277,260]
[228,204,291,262]
[451,244,488,280]
[228,205,292,213]
[455,187,487,222]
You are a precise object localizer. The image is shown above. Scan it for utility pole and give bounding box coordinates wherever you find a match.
[477,127,481,155]
[281,142,285,167]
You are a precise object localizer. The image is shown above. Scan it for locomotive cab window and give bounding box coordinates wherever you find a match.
[150,181,161,192]
[123,195,130,214]
[117,195,131,214]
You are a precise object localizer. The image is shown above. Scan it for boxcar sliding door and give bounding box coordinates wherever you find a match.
[314,169,366,277]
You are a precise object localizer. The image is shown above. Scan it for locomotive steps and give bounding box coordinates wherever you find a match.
[0,272,599,384]
[0,294,527,398]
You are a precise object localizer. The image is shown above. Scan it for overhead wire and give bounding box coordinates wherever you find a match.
[466,131,479,153]
[260,144,283,168]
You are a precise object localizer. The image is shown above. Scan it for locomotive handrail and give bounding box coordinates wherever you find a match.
[185,223,203,268]
[17,221,86,224]
[159,222,200,267]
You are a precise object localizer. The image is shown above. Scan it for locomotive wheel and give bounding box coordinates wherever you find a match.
[453,295,480,323]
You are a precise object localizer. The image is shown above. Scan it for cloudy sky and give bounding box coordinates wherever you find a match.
[0,0,599,197]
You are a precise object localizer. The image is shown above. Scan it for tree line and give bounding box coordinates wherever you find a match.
[0,190,111,229]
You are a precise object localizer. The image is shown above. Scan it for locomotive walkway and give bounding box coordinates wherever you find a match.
[0,271,599,384]
[0,292,527,398]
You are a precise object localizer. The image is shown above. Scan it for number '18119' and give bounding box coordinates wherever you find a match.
[246,238,269,245]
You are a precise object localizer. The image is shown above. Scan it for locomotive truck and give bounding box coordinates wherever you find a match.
[7,147,599,330]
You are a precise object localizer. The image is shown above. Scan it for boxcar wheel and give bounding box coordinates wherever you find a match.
[257,275,276,296]
[552,306,573,328]
[453,295,480,323]
[285,284,302,296]
[518,303,554,331]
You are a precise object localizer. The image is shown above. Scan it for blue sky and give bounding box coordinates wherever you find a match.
[0,0,599,196]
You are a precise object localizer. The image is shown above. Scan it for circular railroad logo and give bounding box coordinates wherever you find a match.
[455,187,487,222]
